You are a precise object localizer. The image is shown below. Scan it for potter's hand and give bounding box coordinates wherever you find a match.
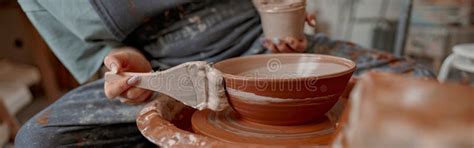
[262,37,308,53]
[103,47,153,104]
[262,14,316,53]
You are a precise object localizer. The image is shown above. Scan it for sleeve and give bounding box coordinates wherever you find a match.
[18,0,122,84]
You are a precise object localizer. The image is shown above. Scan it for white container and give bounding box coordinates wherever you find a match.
[253,0,306,39]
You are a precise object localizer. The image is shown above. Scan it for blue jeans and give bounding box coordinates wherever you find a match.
[15,80,154,147]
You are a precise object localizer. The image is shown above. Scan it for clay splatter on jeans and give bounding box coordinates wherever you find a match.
[36,109,51,126]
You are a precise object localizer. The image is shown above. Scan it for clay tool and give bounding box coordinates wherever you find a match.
[104,61,229,111]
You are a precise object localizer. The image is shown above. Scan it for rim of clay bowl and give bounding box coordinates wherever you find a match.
[213,53,356,81]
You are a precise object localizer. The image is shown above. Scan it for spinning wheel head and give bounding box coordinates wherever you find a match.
[191,109,337,145]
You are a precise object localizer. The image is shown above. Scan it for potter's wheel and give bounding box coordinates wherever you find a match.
[137,96,348,146]
[191,108,336,145]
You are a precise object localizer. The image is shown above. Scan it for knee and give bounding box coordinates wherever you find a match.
[15,117,60,147]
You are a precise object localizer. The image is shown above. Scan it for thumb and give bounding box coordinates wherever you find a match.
[104,74,140,99]
[306,13,317,27]
[104,47,152,73]
[286,37,307,52]
[104,51,129,73]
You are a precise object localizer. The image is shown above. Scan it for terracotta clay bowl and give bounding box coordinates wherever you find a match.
[213,54,356,126]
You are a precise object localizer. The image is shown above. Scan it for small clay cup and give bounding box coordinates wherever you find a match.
[253,0,306,39]
[213,54,356,126]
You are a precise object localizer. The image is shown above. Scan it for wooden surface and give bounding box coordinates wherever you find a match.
[29,28,62,101]
[0,98,20,141]
[0,2,78,101]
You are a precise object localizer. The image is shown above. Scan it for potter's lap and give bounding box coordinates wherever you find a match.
[33,79,144,126]
[15,79,151,147]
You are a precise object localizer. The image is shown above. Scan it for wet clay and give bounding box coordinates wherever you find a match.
[137,93,351,147]
[36,109,52,126]
[191,109,336,145]
[226,87,337,104]
[137,96,274,147]
[238,62,349,78]
[213,54,356,125]
[339,72,474,148]
[113,54,355,126]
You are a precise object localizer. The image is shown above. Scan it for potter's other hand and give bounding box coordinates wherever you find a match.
[306,13,317,27]
[103,47,153,104]
[262,37,308,53]
[262,13,316,53]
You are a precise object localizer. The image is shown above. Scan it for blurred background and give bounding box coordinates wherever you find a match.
[0,0,473,146]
